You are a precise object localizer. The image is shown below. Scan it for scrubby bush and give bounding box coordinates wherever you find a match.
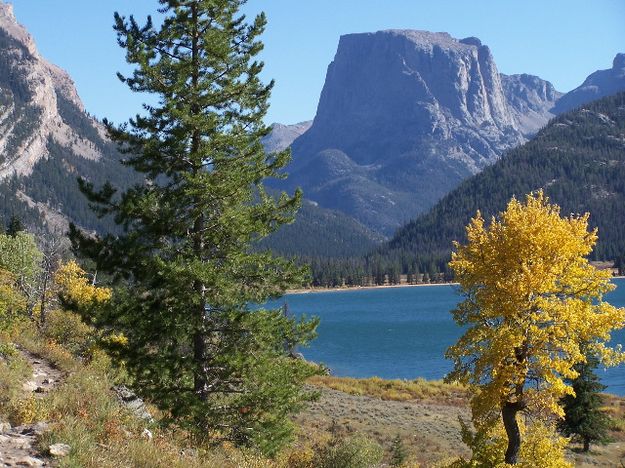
[42,309,95,357]
[313,435,384,468]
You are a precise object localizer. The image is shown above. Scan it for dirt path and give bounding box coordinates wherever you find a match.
[0,348,63,467]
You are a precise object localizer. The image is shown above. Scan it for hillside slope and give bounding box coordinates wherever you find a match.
[379,92,625,270]
[0,2,138,233]
[259,199,383,258]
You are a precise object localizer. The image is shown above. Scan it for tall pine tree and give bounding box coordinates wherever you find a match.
[70,0,320,455]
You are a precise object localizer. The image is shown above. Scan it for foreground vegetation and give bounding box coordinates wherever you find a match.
[2,319,625,467]
[1,0,625,465]
[0,226,624,465]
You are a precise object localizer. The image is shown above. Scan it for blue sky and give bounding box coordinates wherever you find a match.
[9,0,625,125]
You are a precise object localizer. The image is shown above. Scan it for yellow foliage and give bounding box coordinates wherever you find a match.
[450,420,571,468]
[278,446,315,468]
[54,261,112,306]
[0,269,26,331]
[10,395,48,425]
[519,423,571,468]
[447,191,625,424]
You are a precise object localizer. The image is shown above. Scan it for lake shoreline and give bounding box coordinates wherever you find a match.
[287,275,625,295]
[286,281,458,295]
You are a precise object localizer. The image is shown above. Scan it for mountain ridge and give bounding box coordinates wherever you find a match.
[269,29,563,235]
[0,1,137,233]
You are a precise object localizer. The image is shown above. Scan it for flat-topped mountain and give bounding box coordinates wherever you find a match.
[271,30,561,235]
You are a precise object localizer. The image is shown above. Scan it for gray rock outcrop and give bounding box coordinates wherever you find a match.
[113,385,154,423]
[0,0,141,235]
[500,73,562,135]
[0,2,104,180]
[262,121,312,154]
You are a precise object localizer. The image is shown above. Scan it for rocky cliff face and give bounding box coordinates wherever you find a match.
[274,30,558,234]
[262,121,312,154]
[0,3,104,179]
[500,73,562,135]
[553,53,625,114]
[0,2,136,233]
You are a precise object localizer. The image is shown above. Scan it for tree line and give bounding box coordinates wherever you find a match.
[301,91,625,288]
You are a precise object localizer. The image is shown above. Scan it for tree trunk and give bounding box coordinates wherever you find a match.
[502,402,522,464]
[193,324,207,400]
[582,437,590,452]
[189,2,207,403]
[39,271,49,327]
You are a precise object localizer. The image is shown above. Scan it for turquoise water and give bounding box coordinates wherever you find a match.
[267,279,625,395]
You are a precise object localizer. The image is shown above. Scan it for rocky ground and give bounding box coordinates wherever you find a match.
[0,348,63,467]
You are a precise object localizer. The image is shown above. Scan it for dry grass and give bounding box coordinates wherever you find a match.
[308,375,468,405]
[0,338,32,424]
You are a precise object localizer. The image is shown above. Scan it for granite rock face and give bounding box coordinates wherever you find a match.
[0,1,139,234]
[262,121,312,154]
[553,53,625,114]
[0,2,105,179]
[501,73,562,135]
[274,30,544,234]
[270,31,622,235]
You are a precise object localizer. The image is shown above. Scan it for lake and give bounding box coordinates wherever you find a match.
[267,280,625,396]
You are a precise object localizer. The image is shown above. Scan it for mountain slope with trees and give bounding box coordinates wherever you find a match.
[0,2,139,233]
[258,199,383,258]
[377,92,625,275]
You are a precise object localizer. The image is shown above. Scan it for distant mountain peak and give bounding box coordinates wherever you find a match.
[274,30,550,234]
[262,120,312,154]
[552,53,625,114]
[0,1,37,57]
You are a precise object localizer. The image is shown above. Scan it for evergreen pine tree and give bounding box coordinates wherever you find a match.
[70,0,320,455]
[6,215,24,237]
[390,434,407,467]
[558,352,611,452]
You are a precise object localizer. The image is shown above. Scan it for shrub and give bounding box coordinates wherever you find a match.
[449,419,572,468]
[42,309,95,357]
[313,435,384,468]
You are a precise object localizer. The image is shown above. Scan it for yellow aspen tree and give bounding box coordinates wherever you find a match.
[0,269,26,332]
[447,191,625,464]
[54,261,111,306]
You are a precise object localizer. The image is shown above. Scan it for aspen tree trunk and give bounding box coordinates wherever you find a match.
[502,402,523,464]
